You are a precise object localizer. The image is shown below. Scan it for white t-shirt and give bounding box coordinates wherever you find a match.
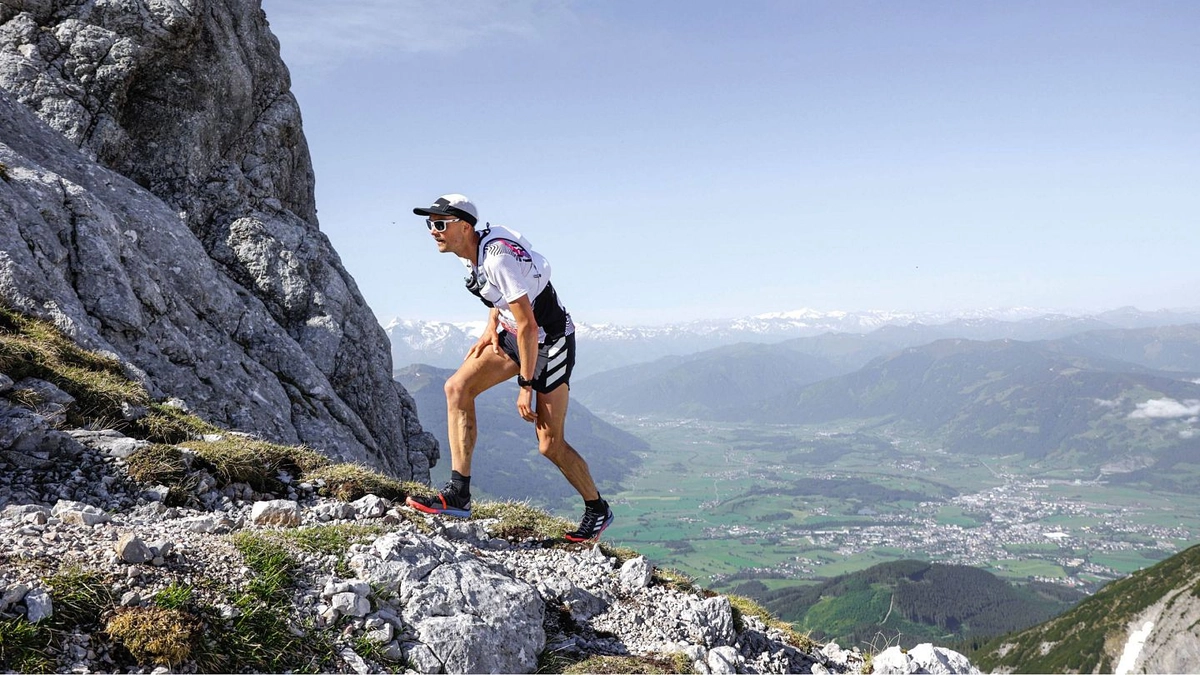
[462,225,573,342]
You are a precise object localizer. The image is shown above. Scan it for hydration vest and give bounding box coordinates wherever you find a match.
[464,225,569,339]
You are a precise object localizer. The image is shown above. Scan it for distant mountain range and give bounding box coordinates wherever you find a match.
[394,364,647,510]
[385,307,1200,376]
[575,324,1200,482]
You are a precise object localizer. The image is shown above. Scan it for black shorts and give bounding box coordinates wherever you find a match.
[498,331,576,394]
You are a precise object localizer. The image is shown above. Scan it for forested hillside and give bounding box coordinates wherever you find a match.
[733,560,1083,650]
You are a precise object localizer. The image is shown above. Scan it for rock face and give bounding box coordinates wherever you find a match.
[0,1,436,479]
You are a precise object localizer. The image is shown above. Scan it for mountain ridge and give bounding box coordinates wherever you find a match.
[386,307,1200,376]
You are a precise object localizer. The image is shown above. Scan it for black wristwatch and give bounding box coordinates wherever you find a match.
[516,375,533,388]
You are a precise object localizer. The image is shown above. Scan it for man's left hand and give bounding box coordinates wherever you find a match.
[517,386,536,423]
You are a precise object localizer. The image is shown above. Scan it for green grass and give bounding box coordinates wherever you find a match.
[153,583,194,610]
[0,306,148,427]
[0,305,218,443]
[178,437,330,492]
[274,523,387,557]
[44,566,114,629]
[0,618,53,673]
[191,532,335,673]
[474,499,577,540]
[540,653,693,674]
[304,463,416,501]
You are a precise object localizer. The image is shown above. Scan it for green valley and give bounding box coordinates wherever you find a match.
[598,416,1200,649]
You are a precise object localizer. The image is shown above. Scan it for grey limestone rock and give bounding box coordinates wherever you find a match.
[114,533,151,564]
[68,429,147,459]
[706,645,742,674]
[0,0,437,480]
[52,498,110,526]
[873,644,980,674]
[250,499,300,527]
[24,587,52,623]
[619,555,653,592]
[350,530,545,674]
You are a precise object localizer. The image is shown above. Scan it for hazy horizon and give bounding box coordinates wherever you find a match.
[381,302,1200,332]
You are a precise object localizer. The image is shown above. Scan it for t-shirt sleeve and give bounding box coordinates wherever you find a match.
[484,252,531,304]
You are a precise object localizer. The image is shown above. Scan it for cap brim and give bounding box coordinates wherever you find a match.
[413,205,477,226]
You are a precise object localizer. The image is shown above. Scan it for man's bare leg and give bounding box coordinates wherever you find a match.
[535,385,600,500]
[444,347,518,476]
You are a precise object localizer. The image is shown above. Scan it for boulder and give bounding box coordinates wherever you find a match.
[619,555,653,592]
[873,644,980,674]
[52,499,110,526]
[250,499,301,527]
[114,533,152,564]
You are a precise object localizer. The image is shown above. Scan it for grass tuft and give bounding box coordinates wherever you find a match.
[192,532,337,672]
[726,593,816,649]
[0,307,149,428]
[0,306,221,444]
[652,567,700,594]
[131,403,220,444]
[44,566,114,629]
[474,499,576,541]
[178,437,329,493]
[152,582,194,611]
[124,443,188,485]
[106,607,201,667]
[274,523,387,557]
[0,618,53,673]
[599,543,642,566]
[303,463,413,501]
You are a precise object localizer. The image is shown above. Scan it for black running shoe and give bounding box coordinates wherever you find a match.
[405,486,471,518]
[565,501,614,542]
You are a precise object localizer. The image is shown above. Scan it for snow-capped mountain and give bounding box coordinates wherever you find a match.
[384,306,1200,377]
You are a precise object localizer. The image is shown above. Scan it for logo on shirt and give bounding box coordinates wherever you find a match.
[487,239,532,263]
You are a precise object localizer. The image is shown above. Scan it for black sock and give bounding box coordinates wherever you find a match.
[585,495,606,512]
[450,471,471,498]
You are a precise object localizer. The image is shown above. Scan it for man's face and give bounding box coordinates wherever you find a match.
[426,215,468,253]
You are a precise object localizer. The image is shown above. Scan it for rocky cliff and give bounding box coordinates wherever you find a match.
[0,0,436,479]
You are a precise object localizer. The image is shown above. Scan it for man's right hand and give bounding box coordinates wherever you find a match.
[466,331,502,360]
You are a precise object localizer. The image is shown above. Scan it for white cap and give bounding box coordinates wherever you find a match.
[413,193,478,226]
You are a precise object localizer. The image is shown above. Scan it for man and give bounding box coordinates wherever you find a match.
[405,193,615,542]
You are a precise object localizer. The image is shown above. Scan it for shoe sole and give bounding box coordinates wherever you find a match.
[405,496,471,519]
[564,512,614,542]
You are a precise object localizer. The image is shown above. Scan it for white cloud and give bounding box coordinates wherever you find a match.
[1093,398,1120,408]
[1129,398,1200,420]
[262,0,576,69]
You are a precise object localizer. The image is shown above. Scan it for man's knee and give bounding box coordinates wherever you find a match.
[538,436,566,459]
[444,377,474,408]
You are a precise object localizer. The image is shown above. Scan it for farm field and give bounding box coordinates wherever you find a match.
[598,416,1200,593]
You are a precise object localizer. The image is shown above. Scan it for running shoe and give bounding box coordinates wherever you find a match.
[565,501,614,542]
[405,487,471,518]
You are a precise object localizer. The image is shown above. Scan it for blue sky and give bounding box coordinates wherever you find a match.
[261,0,1199,325]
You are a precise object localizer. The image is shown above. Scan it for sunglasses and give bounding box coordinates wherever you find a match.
[426,217,460,232]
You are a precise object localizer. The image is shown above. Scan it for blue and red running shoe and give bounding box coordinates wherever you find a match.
[405,488,471,519]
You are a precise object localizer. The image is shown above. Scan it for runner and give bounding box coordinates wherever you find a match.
[405,194,614,542]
